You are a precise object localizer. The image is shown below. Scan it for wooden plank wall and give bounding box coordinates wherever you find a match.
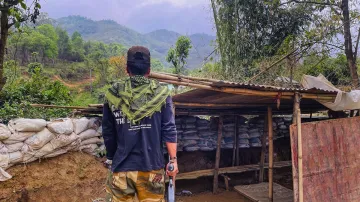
[290,117,360,202]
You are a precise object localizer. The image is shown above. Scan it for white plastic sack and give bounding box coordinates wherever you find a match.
[79,144,98,154]
[0,124,11,140]
[47,118,73,135]
[80,137,103,146]
[50,133,78,150]
[9,151,23,164]
[78,129,100,141]
[8,118,46,132]
[88,118,101,130]
[44,149,68,158]
[4,142,24,153]
[3,132,35,144]
[25,128,55,150]
[72,118,90,134]
[0,167,12,181]
[0,153,9,168]
[63,139,81,151]
[29,143,55,158]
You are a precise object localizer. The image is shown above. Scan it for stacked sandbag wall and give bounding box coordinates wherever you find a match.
[0,117,104,181]
[174,115,294,152]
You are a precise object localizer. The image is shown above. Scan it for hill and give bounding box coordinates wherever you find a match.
[55,16,216,68]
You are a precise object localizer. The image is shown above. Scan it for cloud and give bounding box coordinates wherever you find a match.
[139,0,207,7]
[41,0,214,35]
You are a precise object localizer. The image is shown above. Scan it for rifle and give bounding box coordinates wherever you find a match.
[167,162,175,202]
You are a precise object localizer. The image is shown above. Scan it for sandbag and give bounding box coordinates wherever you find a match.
[184,146,200,152]
[63,139,81,151]
[88,118,101,130]
[25,128,55,150]
[3,132,35,144]
[223,131,235,137]
[28,143,55,158]
[222,144,233,149]
[97,126,102,135]
[78,129,100,141]
[44,149,68,158]
[182,124,196,129]
[182,135,200,140]
[183,130,197,135]
[249,132,262,138]
[0,167,12,181]
[198,131,215,137]
[279,125,287,130]
[4,142,24,153]
[239,144,250,148]
[80,137,103,146]
[200,147,214,151]
[47,118,73,135]
[50,133,78,150]
[8,118,46,132]
[0,153,9,168]
[0,124,11,140]
[238,133,250,139]
[79,144,98,155]
[197,126,210,131]
[9,151,23,164]
[198,140,213,147]
[72,118,90,134]
[239,139,250,145]
[184,117,197,123]
[182,140,198,147]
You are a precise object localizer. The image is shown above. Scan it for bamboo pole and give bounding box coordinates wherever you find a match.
[297,108,304,202]
[259,114,268,183]
[173,102,272,108]
[213,116,223,194]
[268,107,274,202]
[232,116,238,167]
[30,104,89,110]
[160,72,223,83]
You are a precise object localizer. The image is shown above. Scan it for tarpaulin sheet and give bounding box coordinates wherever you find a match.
[302,74,360,111]
[290,117,360,202]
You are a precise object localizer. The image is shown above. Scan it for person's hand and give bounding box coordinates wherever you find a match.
[103,159,112,169]
[166,161,179,177]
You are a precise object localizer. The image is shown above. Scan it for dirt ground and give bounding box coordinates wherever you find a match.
[0,152,290,202]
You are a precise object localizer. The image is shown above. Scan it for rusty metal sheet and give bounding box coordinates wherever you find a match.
[290,117,360,202]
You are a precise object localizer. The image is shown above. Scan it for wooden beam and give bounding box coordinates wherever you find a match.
[213,116,223,194]
[174,102,271,108]
[297,108,304,202]
[30,104,89,110]
[167,161,292,181]
[259,114,268,183]
[268,107,274,202]
[232,116,238,167]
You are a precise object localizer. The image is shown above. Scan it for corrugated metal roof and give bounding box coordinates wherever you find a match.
[209,81,337,94]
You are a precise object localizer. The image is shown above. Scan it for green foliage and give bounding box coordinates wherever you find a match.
[0,68,72,122]
[302,54,351,86]
[211,0,313,81]
[27,62,43,74]
[166,36,192,74]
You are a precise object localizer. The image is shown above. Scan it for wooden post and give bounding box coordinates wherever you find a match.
[213,116,223,194]
[259,114,268,182]
[232,116,238,167]
[268,107,274,202]
[297,108,304,202]
[292,93,301,202]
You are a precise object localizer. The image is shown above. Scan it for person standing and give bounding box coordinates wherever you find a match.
[102,46,178,202]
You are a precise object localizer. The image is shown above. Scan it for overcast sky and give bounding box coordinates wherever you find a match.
[41,0,215,35]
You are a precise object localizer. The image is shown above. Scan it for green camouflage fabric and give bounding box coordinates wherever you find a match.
[105,169,165,202]
[105,75,171,124]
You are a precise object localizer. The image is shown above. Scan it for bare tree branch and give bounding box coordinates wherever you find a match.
[281,0,340,7]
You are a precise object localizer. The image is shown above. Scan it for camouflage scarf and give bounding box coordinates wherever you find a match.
[105,75,171,124]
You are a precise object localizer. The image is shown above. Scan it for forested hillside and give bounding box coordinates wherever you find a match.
[55,16,216,68]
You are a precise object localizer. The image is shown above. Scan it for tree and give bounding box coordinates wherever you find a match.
[280,0,360,87]
[56,27,73,60]
[0,0,41,91]
[166,36,192,74]
[109,55,127,80]
[71,32,85,62]
[210,0,313,81]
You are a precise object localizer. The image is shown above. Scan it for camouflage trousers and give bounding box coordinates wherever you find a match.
[105,169,165,202]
